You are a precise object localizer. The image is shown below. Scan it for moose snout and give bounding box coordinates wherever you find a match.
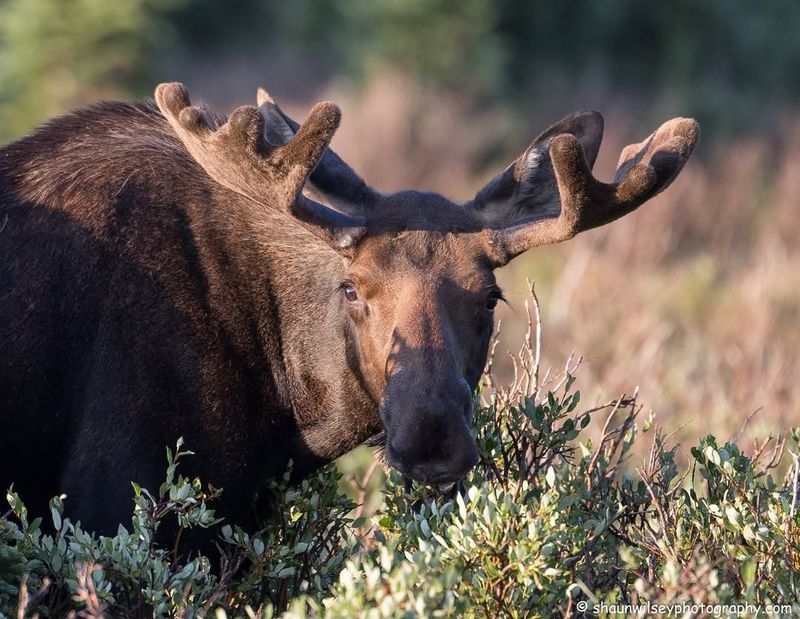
[384,383,479,484]
[387,432,479,484]
[401,441,479,484]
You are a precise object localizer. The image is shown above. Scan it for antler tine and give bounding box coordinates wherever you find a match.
[498,117,699,257]
[156,82,343,203]
[155,82,364,248]
[156,82,239,144]
[256,86,380,215]
[273,100,342,201]
[155,83,277,196]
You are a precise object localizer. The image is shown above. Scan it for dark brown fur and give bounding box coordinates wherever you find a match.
[0,101,379,533]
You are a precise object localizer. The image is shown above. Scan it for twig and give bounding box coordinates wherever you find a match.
[731,406,763,444]
[525,279,542,399]
[586,396,627,479]
[351,458,381,522]
[18,574,51,619]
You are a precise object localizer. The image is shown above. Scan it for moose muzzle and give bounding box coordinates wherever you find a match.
[382,376,479,485]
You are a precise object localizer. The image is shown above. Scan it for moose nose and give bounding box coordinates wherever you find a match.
[382,374,478,483]
[387,424,479,484]
[405,443,479,484]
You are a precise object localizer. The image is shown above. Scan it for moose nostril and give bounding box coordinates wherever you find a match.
[407,452,477,484]
[388,435,479,484]
[383,381,478,482]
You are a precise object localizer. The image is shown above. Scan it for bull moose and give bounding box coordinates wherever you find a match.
[0,82,698,535]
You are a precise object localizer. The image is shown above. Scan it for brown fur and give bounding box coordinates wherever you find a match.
[0,83,697,536]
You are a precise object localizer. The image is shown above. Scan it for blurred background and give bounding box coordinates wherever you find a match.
[2,0,797,483]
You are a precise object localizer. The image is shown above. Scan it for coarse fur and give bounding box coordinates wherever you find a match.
[0,101,379,534]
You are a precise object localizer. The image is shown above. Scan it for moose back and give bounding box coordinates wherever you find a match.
[0,83,698,533]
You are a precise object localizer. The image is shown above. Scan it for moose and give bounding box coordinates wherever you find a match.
[0,82,698,536]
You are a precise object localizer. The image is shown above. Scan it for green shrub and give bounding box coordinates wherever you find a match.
[0,441,358,617]
[314,390,799,618]
[2,326,798,617]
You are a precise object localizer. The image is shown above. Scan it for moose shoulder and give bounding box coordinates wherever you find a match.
[0,83,698,534]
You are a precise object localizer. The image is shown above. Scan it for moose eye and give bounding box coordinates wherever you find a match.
[342,282,359,303]
[486,290,503,311]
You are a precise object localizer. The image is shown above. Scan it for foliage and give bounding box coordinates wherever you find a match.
[0,441,357,617]
[2,360,798,616]
[311,389,799,618]
[1,293,797,616]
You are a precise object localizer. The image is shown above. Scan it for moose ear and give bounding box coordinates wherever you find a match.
[470,111,605,225]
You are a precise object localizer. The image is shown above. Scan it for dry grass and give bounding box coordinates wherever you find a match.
[277,73,799,455]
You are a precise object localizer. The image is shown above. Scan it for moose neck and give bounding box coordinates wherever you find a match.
[233,206,383,471]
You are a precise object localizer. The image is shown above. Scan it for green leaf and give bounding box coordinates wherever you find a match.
[741,559,756,587]
[546,466,556,488]
[51,505,61,531]
[378,515,394,529]
[252,538,265,556]
[567,391,581,412]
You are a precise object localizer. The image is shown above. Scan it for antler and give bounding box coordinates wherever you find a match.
[155,82,366,248]
[256,87,381,216]
[494,116,699,259]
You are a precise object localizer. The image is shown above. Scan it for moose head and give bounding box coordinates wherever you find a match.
[155,83,698,488]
